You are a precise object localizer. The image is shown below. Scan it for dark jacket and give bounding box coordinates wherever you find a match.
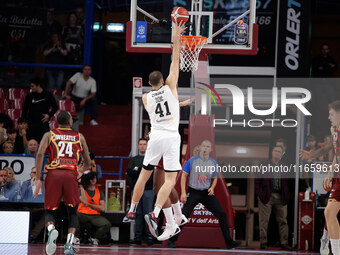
[127,155,153,190]
[255,160,290,205]
[22,90,58,124]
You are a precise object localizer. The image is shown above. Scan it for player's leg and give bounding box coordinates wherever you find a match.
[44,170,62,255]
[169,188,188,226]
[145,170,178,239]
[320,221,330,255]
[324,200,340,255]
[124,137,162,223]
[62,170,81,255]
[123,168,154,222]
[202,193,240,249]
[168,187,202,247]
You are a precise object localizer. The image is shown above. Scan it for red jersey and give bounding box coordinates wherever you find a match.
[45,128,83,171]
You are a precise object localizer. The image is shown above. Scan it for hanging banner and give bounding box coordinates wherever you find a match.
[277,0,311,77]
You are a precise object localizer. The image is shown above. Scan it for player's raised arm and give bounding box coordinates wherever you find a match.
[165,22,186,93]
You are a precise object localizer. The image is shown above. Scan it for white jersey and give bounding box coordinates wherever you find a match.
[146,85,179,132]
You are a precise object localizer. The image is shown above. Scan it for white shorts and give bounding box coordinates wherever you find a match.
[143,130,181,171]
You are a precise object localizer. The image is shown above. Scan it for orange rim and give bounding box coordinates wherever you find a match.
[180,35,207,50]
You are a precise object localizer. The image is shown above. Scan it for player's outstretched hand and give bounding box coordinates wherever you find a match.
[172,21,186,38]
[33,180,43,198]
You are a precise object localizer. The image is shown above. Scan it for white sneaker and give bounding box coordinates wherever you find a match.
[73,237,80,245]
[90,120,99,126]
[46,229,58,255]
[175,214,188,227]
[157,223,180,241]
[88,237,99,245]
[320,237,330,255]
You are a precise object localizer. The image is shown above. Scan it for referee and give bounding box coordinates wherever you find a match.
[168,140,240,249]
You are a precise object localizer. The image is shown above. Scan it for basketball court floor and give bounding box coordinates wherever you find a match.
[0,244,320,255]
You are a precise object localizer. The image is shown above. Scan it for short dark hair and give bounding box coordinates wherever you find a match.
[6,127,16,134]
[57,111,71,125]
[17,117,27,124]
[149,71,163,86]
[276,138,287,147]
[329,100,340,112]
[81,171,97,189]
[138,138,148,143]
[83,64,92,69]
[30,77,43,87]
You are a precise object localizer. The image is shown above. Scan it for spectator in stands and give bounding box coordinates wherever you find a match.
[255,145,291,250]
[76,7,85,27]
[21,167,44,202]
[22,77,58,142]
[275,138,293,165]
[5,167,16,183]
[89,151,102,180]
[64,65,99,126]
[321,135,334,162]
[302,135,321,191]
[312,43,337,78]
[17,117,28,149]
[0,128,24,154]
[1,141,14,154]
[21,167,45,243]
[44,10,62,39]
[0,119,7,144]
[126,138,154,246]
[43,33,67,90]
[0,168,15,201]
[168,140,240,249]
[77,172,111,245]
[24,139,39,155]
[62,13,83,65]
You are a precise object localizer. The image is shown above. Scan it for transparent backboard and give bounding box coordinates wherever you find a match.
[127,0,258,55]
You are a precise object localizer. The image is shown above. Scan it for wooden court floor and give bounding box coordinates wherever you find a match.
[0,244,320,255]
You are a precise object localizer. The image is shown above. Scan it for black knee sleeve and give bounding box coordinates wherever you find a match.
[66,205,79,228]
[45,210,56,225]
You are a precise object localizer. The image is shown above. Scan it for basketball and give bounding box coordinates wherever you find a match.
[171,7,189,25]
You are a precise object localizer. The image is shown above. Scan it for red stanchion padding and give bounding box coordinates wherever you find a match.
[298,192,315,250]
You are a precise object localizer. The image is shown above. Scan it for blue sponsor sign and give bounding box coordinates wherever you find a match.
[136,21,147,43]
[234,20,248,45]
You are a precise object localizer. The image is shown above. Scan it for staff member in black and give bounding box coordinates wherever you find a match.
[22,77,58,142]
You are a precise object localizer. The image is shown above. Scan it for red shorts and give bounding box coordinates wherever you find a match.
[329,178,340,202]
[44,169,79,210]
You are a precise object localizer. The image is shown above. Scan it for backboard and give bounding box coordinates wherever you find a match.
[127,0,258,55]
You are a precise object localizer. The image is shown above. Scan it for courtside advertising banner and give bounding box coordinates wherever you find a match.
[0,155,35,181]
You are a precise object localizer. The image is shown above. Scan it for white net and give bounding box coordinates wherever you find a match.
[179,36,207,72]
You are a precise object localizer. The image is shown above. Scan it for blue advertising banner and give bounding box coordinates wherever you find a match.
[136,21,147,43]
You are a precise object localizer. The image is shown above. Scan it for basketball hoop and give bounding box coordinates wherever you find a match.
[180,35,207,72]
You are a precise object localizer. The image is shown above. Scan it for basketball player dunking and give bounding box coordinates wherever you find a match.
[33,111,91,255]
[123,22,186,241]
[324,100,340,255]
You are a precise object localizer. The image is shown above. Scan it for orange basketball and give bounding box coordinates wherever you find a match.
[171,7,189,25]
